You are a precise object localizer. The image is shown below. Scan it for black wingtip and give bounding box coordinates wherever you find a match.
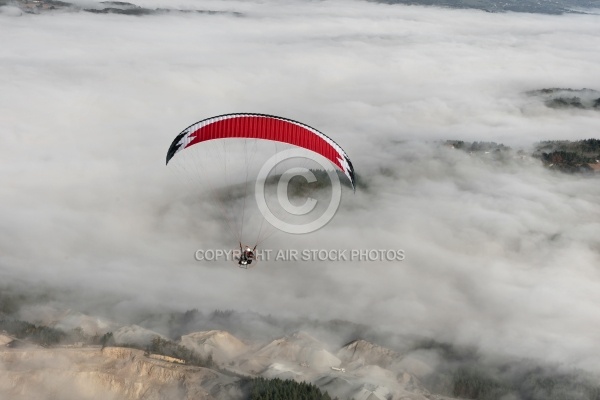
[166,129,189,165]
[345,156,356,192]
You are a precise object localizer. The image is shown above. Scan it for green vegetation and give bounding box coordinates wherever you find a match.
[416,340,600,400]
[451,367,511,400]
[444,139,600,174]
[533,139,600,173]
[0,319,107,347]
[145,336,214,368]
[100,331,115,348]
[526,88,600,110]
[243,377,336,400]
[448,366,600,400]
[449,140,511,153]
[0,319,66,346]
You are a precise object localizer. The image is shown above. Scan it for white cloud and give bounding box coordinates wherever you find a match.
[1,0,599,372]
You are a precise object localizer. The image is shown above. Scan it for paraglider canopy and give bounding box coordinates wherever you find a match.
[166,113,355,190]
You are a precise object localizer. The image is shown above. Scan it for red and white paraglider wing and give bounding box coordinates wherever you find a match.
[166,113,355,190]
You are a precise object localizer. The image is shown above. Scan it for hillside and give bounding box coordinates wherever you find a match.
[3,310,600,400]
[0,347,241,400]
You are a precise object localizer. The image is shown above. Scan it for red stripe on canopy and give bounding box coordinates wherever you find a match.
[185,116,344,172]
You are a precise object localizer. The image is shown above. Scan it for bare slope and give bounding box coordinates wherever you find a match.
[0,346,241,400]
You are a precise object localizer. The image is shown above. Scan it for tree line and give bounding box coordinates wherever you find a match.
[243,377,337,400]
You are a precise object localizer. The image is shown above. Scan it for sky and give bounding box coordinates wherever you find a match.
[1,0,600,373]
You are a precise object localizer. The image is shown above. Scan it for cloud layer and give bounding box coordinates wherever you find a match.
[1,0,600,372]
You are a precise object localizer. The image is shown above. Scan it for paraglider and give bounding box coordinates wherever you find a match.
[238,244,256,268]
[166,113,355,266]
[167,113,355,188]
